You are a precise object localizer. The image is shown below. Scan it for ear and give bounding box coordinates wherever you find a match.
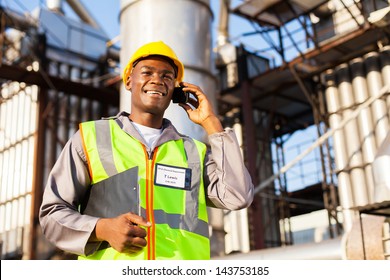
[125,75,132,91]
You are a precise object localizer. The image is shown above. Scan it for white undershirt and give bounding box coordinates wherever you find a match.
[132,122,162,148]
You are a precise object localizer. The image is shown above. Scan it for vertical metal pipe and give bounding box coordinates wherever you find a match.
[364,51,389,147]
[313,95,337,238]
[0,93,5,207]
[233,120,250,253]
[318,86,342,236]
[236,44,264,249]
[379,45,390,121]
[10,92,19,199]
[64,66,71,141]
[224,116,250,254]
[29,86,47,260]
[217,0,230,46]
[29,35,48,259]
[349,57,376,203]
[335,63,368,205]
[15,92,24,250]
[323,69,354,231]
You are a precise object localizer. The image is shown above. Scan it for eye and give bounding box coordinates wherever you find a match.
[163,73,174,81]
[141,70,152,76]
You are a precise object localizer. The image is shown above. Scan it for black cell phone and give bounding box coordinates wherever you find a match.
[172,87,189,103]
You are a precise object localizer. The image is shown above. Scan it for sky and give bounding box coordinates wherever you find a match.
[1,0,306,63]
[2,0,121,39]
[0,0,276,55]
[2,0,223,47]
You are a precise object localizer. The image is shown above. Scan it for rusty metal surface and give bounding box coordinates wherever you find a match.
[346,215,387,260]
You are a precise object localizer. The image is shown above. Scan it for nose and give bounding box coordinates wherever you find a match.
[151,73,164,85]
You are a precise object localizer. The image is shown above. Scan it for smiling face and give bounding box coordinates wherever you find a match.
[125,56,176,126]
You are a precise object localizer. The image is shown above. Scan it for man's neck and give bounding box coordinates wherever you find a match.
[129,112,163,129]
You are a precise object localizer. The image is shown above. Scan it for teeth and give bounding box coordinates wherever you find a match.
[146,91,165,96]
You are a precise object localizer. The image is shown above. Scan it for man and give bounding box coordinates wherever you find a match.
[39,41,254,260]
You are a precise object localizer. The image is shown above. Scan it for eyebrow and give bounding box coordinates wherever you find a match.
[139,65,175,76]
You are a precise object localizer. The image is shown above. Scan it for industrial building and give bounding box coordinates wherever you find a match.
[0,0,389,260]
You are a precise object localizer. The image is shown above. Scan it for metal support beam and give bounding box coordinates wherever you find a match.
[0,64,119,105]
[237,45,265,249]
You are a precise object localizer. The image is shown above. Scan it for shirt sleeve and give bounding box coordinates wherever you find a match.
[39,131,101,256]
[204,128,254,210]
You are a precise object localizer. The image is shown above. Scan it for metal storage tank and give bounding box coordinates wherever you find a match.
[349,57,376,203]
[364,51,389,147]
[324,69,354,231]
[323,48,390,231]
[119,0,217,142]
[335,63,368,206]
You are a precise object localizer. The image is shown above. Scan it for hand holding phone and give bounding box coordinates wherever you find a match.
[172,87,189,104]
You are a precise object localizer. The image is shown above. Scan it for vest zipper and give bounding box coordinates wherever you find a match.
[142,145,158,260]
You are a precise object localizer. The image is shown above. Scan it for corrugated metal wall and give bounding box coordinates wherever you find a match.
[0,11,120,258]
[0,82,37,259]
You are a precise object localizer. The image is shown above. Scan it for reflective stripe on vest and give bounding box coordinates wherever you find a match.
[79,119,210,260]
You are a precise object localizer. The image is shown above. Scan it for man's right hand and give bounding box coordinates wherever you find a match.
[94,212,151,254]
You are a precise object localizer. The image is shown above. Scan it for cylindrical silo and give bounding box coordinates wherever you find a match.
[119,0,216,142]
[379,45,390,119]
[349,58,376,203]
[364,51,389,147]
[323,69,354,231]
[335,63,368,206]
[323,48,390,230]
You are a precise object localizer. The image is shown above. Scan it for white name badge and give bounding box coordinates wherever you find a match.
[154,163,191,190]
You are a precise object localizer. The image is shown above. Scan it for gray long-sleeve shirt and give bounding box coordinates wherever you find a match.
[39,112,254,256]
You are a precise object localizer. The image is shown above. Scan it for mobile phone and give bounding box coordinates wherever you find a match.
[172,87,189,103]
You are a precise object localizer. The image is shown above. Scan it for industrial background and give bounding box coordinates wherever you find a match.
[1,0,390,260]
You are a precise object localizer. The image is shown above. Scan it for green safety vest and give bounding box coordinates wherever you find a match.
[78,118,210,260]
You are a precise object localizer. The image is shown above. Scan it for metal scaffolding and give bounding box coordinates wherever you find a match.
[217,0,390,255]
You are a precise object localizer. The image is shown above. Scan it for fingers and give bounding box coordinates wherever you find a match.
[177,83,204,110]
[180,82,201,93]
[106,212,151,254]
[114,223,148,253]
[121,239,147,254]
[177,82,223,134]
[115,236,147,254]
[123,236,147,251]
[122,245,144,254]
[180,82,213,108]
[187,96,200,108]
[125,222,147,238]
[180,82,204,99]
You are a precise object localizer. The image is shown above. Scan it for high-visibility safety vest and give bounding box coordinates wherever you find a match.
[78,119,210,260]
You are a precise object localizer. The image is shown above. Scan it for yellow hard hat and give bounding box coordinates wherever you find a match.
[122,41,184,84]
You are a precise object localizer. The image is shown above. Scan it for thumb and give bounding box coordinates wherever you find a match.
[124,212,151,227]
